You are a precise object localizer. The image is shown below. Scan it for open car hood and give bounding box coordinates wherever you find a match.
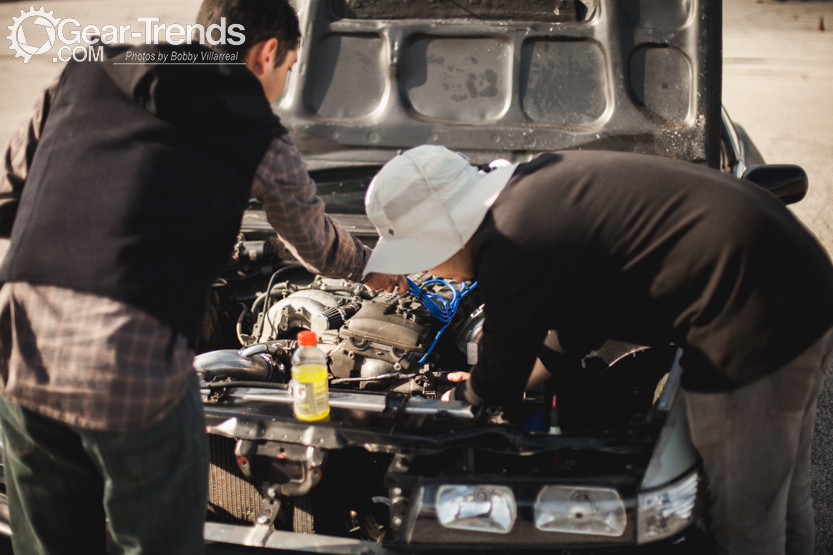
[277,0,723,170]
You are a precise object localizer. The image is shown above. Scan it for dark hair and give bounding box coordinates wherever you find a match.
[196,0,302,66]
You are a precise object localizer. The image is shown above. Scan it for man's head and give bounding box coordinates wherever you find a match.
[364,145,519,278]
[196,0,302,102]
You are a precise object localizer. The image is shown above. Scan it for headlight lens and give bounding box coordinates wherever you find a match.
[637,472,699,543]
[534,486,626,536]
[436,485,516,534]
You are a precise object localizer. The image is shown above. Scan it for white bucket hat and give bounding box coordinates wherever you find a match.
[364,145,519,276]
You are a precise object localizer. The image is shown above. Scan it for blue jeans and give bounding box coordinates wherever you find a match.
[0,377,209,555]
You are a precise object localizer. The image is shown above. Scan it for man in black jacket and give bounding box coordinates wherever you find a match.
[0,1,402,553]
[364,145,833,555]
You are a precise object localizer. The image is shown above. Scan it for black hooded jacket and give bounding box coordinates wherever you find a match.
[0,44,286,342]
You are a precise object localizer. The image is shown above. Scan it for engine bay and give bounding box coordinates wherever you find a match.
[199,264,485,400]
[196,235,675,434]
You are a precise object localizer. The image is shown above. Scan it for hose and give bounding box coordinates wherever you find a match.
[203,381,289,391]
[331,373,418,384]
[250,283,289,314]
[264,264,307,335]
[235,303,249,346]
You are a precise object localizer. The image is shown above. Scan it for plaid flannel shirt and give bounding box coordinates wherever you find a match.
[0,78,371,431]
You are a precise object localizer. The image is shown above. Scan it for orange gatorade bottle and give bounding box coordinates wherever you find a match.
[291,331,330,421]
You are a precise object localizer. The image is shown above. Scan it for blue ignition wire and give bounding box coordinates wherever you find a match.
[406,277,477,363]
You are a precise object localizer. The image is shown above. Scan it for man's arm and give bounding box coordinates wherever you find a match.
[251,135,406,292]
[452,245,550,409]
[250,134,370,281]
[0,79,58,237]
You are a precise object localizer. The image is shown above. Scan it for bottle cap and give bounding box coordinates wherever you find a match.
[297,330,318,346]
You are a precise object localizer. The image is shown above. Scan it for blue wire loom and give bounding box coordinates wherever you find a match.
[406,277,477,363]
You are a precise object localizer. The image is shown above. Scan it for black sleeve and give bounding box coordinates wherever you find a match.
[463,240,549,408]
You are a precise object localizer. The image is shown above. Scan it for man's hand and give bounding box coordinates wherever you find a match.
[364,273,408,294]
[441,371,470,401]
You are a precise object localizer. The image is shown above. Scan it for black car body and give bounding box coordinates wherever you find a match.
[0,0,810,553]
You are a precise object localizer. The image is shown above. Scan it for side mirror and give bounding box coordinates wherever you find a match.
[741,164,808,205]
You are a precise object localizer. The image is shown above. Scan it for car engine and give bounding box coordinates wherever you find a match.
[196,234,675,431]
[196,260,484,400]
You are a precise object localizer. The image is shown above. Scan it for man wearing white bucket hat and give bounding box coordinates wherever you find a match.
[364,144,833,555]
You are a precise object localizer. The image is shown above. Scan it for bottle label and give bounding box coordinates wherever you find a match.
[294,380,327,412]
[292,364,329,421]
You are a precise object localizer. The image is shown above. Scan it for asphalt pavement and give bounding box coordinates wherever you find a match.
[0,0,832,552]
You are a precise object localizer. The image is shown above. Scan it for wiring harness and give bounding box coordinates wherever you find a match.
[406,277,477,363]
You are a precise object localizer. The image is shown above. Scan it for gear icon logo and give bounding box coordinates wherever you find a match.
[7,7,61,63]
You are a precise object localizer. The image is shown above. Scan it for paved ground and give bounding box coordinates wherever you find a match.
[722,1,833,551]
[0,0,832,552]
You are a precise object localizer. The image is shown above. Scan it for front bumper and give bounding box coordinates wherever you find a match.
[0,493,392,555]
[202,520,708,555]
[0,472,705,555]
[205,521,400,554]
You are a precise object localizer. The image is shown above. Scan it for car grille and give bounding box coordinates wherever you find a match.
[206,435,393,535]
[207,434,263,525]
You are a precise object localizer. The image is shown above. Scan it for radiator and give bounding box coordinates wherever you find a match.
[207,434,263,525]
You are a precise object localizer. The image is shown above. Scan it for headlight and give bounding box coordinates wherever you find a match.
[637,471,699,543]
[534,486,626,537]
[436,485,516,534]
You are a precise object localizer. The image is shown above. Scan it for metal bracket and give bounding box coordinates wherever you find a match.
[237,441,327,497]
[256,497,281,526]
[244,497,282,547]
[234,439,257,479]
